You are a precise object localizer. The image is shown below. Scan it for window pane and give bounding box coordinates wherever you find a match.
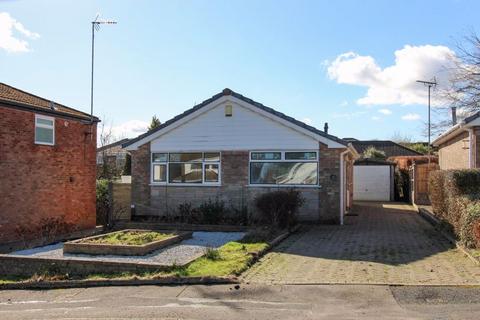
[35,127,53,144]
[204,152,220,162]
[153,164,166,182]
[251,152,281,161]
[152,153,167,162]
[285,152,317,160]
[36,118,53,126]
[250,162,317,185]
[204,164,219,182]
[169,153,202,162]
[168,163,202,183]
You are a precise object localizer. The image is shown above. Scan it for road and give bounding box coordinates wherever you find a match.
[1,284,480,319]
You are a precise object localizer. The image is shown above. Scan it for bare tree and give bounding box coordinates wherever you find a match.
[443,33,480,113]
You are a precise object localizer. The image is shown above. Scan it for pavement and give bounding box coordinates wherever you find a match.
[1,284,480,319]
[243,202,480,285]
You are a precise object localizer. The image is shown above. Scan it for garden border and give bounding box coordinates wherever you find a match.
[63,230,192,256]
[0,225,298,290]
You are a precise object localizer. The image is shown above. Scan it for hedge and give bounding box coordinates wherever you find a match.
[429,169,480,248]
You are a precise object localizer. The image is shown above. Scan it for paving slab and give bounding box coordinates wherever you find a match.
[243,202,480,285]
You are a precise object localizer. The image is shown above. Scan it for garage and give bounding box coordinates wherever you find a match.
[353,159,395,201]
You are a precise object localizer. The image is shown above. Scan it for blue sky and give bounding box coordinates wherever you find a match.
[1,0,478,141]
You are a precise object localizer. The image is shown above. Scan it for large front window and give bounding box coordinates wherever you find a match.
[249,151,318,186]
[151,152,220,185]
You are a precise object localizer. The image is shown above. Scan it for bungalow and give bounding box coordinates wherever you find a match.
[0,82,99,246]
[124,89,357,224]
[432,110,480,170]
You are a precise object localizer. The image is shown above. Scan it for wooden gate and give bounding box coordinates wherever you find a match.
[409,163,439,205]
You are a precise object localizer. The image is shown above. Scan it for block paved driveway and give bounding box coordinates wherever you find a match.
[243,202,480,285]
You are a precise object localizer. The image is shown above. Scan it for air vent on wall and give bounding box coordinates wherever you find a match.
[225,104,233,117]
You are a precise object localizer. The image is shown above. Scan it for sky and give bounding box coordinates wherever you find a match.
[1,0,479,142]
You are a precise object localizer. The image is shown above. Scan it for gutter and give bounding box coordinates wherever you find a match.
[339,149,350,226]
[0,98,100,123]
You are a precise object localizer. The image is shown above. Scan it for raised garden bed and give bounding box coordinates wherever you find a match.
[63,229,192,256]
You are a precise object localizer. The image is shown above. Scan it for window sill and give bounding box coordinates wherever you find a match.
[247,184,320,189]
[35,142,55,146]
[149,183,221,187]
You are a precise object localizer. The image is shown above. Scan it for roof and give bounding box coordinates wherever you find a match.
[350,140,423,157]
[0,82,98,122]
[354,158,396,166]
[97,138,130,152]
[124,88,348,148]
[432,110,480,146]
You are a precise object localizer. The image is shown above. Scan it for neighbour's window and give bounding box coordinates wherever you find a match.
[249,151,318,186]
[151,152,220,184]
[34,114,55,145]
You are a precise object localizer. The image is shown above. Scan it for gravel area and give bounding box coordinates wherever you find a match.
[9,231,245,266]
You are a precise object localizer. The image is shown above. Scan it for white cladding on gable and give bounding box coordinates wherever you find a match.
[150,101,319,152]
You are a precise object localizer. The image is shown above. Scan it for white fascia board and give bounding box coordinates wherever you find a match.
[432,117,480,146]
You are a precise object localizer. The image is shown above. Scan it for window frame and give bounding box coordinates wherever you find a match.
[248,150,319,187]
[150,152,221,186]
[34,114,55,146]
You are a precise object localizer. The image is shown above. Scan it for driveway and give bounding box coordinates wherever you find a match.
[243,202,480,285]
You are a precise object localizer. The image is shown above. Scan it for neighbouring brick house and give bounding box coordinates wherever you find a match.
[124,89,357,224]
[0,82,99,245]
[432,111,480,169]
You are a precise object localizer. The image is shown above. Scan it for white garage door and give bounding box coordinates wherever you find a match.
[353,165,391,201]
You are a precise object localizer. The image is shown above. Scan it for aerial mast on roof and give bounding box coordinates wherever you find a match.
[90,13,117,124]
[416,78,437,163]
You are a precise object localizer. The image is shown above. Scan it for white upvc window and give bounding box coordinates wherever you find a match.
[34,114,55,146]
[249,151,319,186]
[151,152,221,186]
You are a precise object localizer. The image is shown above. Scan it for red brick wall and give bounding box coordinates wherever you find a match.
[0,106,97,244]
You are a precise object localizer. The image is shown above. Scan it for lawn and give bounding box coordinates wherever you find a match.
[84,230,174,246]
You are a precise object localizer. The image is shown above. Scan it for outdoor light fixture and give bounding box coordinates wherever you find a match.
[90,14,117,123]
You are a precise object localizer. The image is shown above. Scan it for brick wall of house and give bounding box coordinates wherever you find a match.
[130,144,348,223]
[131,142,151,213]
[438,131,470,169]
[0,106,97,244]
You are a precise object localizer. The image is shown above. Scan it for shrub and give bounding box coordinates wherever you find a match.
[255,189,305,229]
[96,179,110,225]
[362,146,386,160]
[429,169,480,248]
[462,202,480,248]
[198,198,226,224]
[204,247,221,261]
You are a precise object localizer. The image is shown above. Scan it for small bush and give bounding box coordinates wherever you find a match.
[204,247,221,261]
[362,146,386,160]
[96,179,110,225]
[255,189,305,229]
[429,169,480,248]
[198,198,226,224]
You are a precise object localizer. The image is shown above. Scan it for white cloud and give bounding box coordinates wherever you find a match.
[339,100,349,107]
[302,117,313,125]
[371,116,381,121]
[378,108,392,115]
[0,12,40,53]
[327,45,456,106]
[401,113,421,121]
[111,120,149,139]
